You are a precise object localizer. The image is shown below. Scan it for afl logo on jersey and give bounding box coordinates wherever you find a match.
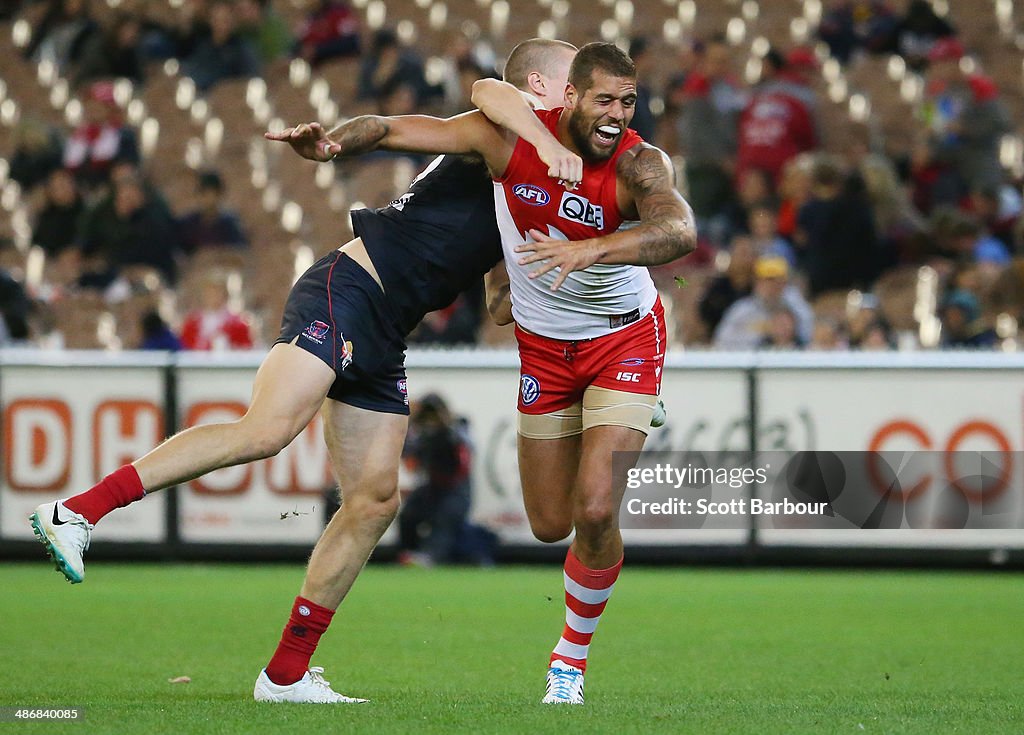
[520,374,541,406]
[513,183,550,206]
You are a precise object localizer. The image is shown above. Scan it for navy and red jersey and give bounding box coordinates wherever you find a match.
[350,154,503,336]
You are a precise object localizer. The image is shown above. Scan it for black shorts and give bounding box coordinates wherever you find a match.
[275,250,410,415]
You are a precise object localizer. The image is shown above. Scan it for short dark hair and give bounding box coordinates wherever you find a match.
[762,48,786,75]
[568,42,636,96]
[811,155,844,188]
[371,28,399,53]
[502,38,576,90]
[198,170,224,192]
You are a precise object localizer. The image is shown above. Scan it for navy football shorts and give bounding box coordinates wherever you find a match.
[275,250,410,415]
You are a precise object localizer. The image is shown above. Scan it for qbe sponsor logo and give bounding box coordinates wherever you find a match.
[558,190,604,229]
[520,375,541,406]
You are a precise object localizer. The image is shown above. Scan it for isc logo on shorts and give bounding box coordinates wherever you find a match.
[513,183,550,206]
[558,190,604,229]
[520,374,540,406]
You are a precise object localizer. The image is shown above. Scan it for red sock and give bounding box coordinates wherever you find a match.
[63,464,146,524]
[265,596,335,686]
[550,549,622,673]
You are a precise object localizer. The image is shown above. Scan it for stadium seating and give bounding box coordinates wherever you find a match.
[1,0,1021,349]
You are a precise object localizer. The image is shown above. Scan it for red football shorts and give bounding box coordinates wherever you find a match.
[515,298,666,415]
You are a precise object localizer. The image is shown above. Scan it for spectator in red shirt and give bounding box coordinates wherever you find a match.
[737,47,821,186]
[63,81,139,192]
[180,272,254,351]
[294,0,360,66]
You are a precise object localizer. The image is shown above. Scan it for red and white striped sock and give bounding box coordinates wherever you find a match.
[549,549,622,673]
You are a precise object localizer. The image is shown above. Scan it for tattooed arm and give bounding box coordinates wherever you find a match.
[265,110,551,178]
[609,144,698,265]
[515,143,697,290]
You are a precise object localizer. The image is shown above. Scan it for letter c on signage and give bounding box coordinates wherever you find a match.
[868,419,1012,503]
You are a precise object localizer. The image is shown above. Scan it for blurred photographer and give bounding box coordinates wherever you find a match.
[398,393,472,566]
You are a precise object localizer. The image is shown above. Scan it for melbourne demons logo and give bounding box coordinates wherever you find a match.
[520,375,540,406]
[397,378,409,405]
[513,183,550,206]
[558,191,604,229]
[302,320,331,345]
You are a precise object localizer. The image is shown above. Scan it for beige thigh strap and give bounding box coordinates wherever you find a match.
[517,402,583,439]
[582,385,657,435]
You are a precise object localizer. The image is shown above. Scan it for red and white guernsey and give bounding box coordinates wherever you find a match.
[494,108,659,340]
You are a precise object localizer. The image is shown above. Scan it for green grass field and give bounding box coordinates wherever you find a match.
[0,563,1020,734]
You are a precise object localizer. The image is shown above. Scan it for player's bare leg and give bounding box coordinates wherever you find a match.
[569,424,644,568]
[31,343,335,584]
[518,434,580,542]
[543,423,647,704]
[134,343,335,489]
[301,400,407,608]
[256,400,407,703]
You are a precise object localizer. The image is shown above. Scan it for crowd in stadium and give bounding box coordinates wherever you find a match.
[0,0,1022,351]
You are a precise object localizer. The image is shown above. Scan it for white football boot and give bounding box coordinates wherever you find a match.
[254,667,369,703]
[651,398,667,428]
[29,501,93,584]
[542,660,585,704]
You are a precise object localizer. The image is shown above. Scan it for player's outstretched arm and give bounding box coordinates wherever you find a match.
[267,112,522,175]
[516,144,696,290]
[471,79,582,186]
[266,115,477,160]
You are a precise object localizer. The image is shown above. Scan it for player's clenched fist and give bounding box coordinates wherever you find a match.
[264,122,342,162]
[536,139,583,190]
